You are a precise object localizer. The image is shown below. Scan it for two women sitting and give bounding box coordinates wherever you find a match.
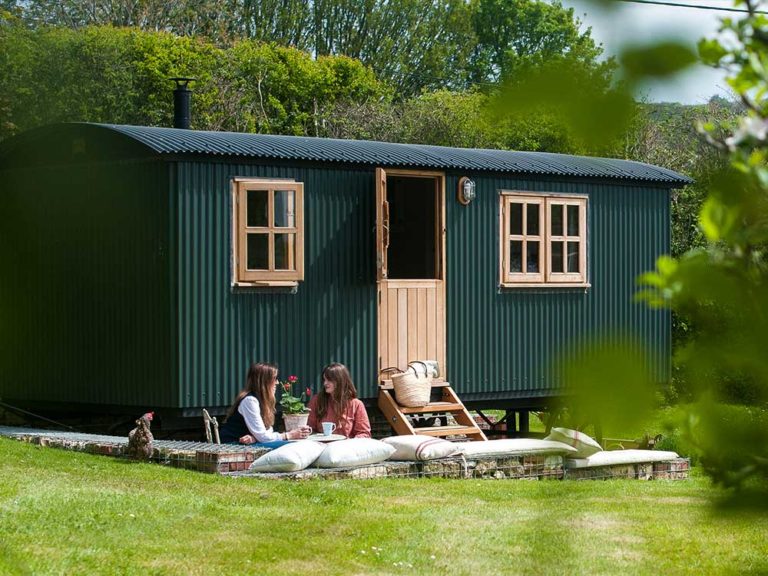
[219,361,371,446]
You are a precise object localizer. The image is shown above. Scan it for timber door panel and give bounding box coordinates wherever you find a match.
[376,170,446,377]
[379,281,445,372]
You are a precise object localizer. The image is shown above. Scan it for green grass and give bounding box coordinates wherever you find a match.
[1,439,767,575]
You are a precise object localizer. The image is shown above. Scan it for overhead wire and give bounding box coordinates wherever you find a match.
[610,0,768,15]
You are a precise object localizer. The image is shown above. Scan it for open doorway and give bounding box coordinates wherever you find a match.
[386,174,441,279]
[376,168,446,377]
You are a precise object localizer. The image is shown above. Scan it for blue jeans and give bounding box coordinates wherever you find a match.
[252,440,290,449]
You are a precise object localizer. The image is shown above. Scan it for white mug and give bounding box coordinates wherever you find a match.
[322,421,336,436]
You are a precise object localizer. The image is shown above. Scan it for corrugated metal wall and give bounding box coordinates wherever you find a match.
[175,163,670,409]
[445,174,670,403]
[174,161,378,408]
[0,150,670,412]
[0,160,173,408]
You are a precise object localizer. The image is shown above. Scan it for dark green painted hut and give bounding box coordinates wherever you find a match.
[0,123,690,426]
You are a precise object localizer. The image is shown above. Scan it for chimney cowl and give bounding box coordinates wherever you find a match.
[170,77,196,130]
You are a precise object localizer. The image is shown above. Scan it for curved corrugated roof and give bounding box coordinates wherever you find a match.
[6,122,693,185]
[98,124,690,185]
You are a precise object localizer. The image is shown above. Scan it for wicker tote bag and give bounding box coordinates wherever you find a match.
[380,361,431,407]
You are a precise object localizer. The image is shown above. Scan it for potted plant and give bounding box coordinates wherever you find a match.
[280,375,312,431]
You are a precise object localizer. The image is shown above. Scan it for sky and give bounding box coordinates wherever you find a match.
[558,0,732,104]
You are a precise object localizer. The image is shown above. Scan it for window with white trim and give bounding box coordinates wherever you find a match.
[232,178,304,286]
[500,192,587,287]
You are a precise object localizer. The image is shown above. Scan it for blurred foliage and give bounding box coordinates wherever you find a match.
[556,337,657,434]
[624,99,739,388]
[488,58,629,155]
[620,40,698,80]
[503,0,768,504]
[634,0,768,500]
[323,89,595,154]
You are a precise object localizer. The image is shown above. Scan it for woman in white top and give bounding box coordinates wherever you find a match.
[219,362,311,446]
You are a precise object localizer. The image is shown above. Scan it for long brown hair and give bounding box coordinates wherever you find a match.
[226,362,278,428]
[315,362,358,422]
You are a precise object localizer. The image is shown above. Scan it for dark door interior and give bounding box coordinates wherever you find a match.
[386,175,438,279]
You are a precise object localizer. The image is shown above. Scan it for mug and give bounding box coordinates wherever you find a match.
[322,421,337,436]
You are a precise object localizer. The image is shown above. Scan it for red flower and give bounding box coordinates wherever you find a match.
[288,375,298,383]
[282,381,291,392]
[306,387,312,398]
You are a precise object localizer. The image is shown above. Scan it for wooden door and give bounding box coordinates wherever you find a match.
[376,170,446,379]
[375,167,388,280]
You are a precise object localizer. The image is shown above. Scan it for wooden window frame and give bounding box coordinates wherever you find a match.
[232,178,304,287]
[499,191,589,288]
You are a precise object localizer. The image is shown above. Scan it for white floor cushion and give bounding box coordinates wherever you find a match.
[566,449,680,469]
[382,435,462,461]
[454,438,578,457]
[249,440,326,472]
[544,427,603,458]
[315,438,396,468]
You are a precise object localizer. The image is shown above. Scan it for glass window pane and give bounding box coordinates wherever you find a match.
[568,205,580,236]
[274,190,295,228]
[567,241,580,273]
[509,203,523,235]
[246,234,269,270]
[527,204,539,235]
[510,241,522,272]
[551,204,563,236]
[247,190,268,227]
[274,233,291,270]
[551,241,564,273]
[527,241,539,273]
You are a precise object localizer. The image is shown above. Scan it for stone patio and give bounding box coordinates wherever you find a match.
[0,426,689,480]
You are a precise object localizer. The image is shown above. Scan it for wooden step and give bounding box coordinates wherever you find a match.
[414,425,483,437]
[377,386,488,441]
[399,402,464,414]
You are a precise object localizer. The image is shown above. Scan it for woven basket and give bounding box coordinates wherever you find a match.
[380,361,431,407]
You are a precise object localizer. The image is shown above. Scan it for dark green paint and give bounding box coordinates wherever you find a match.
[0,125,672,414]
[0,160,173,409]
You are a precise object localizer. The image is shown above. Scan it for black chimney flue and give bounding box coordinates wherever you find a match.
[170,77,195,129]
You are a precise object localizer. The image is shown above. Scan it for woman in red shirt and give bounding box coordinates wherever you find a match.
[307,363,371,438]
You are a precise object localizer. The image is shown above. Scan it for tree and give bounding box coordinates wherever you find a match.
[234,0,312,48]
[0,24,388,140]
[626,100,738,258]
[5,0,612,99]
[322,88,593,155]
[467,0,607,86]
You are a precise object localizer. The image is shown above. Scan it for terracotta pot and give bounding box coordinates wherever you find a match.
[283,412,309,431]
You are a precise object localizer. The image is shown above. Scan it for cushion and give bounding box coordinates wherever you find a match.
[249,440,326,472]
[454,438,578,457]
[314,438,396,468]
[566,449,680,469]
[382,435,462,461]
[544,427,603,458]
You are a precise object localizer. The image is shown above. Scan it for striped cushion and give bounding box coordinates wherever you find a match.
[545,427,603,458]
[382,435,462,461]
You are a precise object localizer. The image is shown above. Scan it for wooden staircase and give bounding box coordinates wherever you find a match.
[378,378,487,441]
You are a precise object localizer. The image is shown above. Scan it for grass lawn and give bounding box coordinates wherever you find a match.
[1,438,766,575]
